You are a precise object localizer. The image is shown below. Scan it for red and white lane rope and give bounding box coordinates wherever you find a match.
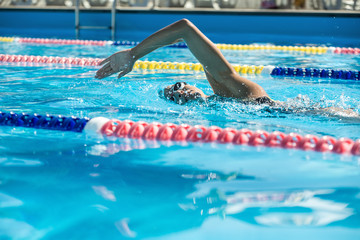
[331,47,360,55]
[1,111,359,155]
[18,37,109,46]
[0,54,101,66]
[84,117,360,155]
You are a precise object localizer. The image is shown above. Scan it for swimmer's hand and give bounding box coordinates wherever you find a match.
[95,49,135,79]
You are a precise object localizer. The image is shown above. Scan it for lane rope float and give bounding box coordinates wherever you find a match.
[1,37,360,55]
[0,111,89,132]
[1,54,359,80]
[1,111,359,156]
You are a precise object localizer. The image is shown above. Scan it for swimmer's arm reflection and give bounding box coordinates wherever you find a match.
[95,19,268,102]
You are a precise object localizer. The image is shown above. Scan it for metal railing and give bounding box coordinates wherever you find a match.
[75,0,116,40]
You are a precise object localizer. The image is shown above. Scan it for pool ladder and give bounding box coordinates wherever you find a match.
[75,0,117,40]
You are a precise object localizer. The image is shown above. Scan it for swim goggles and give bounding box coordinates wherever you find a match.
[168,82,188,102]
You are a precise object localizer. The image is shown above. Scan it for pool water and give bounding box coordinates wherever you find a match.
[0,41,360,239]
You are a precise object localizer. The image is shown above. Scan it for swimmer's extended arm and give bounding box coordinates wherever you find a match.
[95,19,267,99]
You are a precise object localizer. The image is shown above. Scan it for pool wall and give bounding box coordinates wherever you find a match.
[0,8,359,46]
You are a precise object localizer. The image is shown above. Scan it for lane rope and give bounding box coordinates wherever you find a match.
[1,111,359,156]
[1,54,359,80]
[1,37,359,55]
[0,111,89,132]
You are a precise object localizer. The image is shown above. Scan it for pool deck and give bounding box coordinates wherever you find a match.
[0,7,359,45]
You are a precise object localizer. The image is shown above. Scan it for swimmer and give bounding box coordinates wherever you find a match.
[95,19,359,119]
[95,19,271,105]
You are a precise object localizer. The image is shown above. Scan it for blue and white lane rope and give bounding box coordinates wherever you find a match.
[1,54,359,80]
[270,67,359,80]
[0,111,89,132]
[1,111,360,156]
[113,41,188,48]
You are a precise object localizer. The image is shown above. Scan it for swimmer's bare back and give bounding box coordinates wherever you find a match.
[95,19,268,101]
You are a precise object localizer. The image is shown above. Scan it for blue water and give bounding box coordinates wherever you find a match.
[0,41,360,239]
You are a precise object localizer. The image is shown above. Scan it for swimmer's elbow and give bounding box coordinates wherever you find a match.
[176,19,196,31]
[178,19,192,26]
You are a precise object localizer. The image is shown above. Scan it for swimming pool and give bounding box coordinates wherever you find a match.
[0,38,360,239]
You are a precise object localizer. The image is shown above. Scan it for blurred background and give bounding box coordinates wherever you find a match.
[1,0,359,11]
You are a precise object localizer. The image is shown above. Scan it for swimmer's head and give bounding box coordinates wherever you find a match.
[161,82,207,104]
